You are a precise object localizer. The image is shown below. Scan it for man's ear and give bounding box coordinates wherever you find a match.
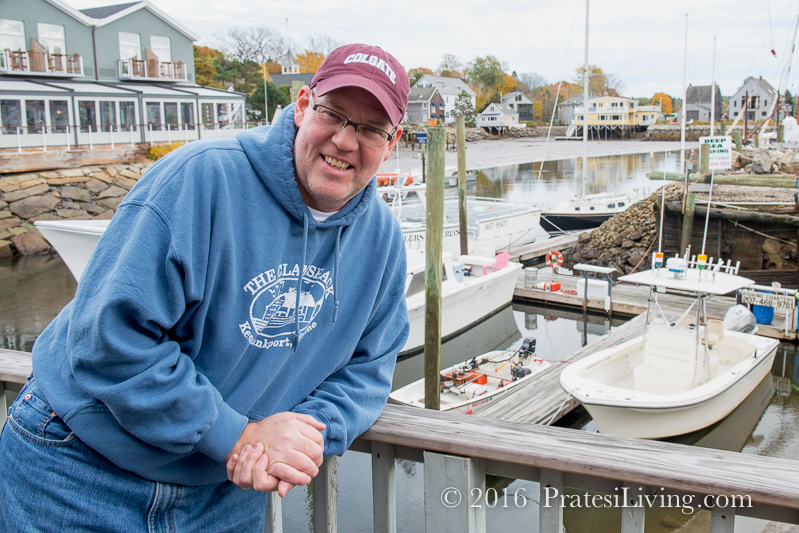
[294,86,312,127]
[383,125,403,161]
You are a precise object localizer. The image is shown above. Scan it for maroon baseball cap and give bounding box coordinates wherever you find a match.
[311,44,410,127]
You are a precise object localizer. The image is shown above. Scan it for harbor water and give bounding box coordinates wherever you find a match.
[1,151,796,532]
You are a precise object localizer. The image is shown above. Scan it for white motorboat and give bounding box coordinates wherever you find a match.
[380,183,542,256]
[401,250,522,354]
[540,191,635,233]
[390,339,551,413]
[559,254,779,439]
[34,219,111,282]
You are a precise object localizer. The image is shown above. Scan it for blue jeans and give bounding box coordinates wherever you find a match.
[0,377,269,532]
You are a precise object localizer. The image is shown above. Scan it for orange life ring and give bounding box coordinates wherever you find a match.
[545,250,564,269]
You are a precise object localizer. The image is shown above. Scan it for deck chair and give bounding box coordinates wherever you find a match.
[484,252,510,276]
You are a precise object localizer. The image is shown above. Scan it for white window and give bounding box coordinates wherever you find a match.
[119,32,141,60]
[37,23,65,55]
[0,19,25,52]
[150,35,171,62]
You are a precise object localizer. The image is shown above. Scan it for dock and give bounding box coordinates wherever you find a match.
[513,269,797,341]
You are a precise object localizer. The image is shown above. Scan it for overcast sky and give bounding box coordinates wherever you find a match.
[71,0,799,99]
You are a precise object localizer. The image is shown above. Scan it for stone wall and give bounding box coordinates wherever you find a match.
[0,162,153,257]
[645,124,774,141]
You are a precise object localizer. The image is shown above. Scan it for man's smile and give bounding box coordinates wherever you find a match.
[323,155,352,171]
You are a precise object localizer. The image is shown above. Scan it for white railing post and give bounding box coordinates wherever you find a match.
[313,456,337,533]
[110,126,115,149]
[423,452,486,533]
[711,506,736,533]
[620,482,646,533]
[88,126,93,150]
[16,127,21,153]
[149,124,153,147]
[371,442,396,533]
[216,122,220,138]
[264,493,283,533]
[66,124,70,150]
[539,469,564,533]
[130,125,134,148]
[42,126,46,152]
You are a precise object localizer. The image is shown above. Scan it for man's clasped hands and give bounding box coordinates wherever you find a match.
[225,412,326,496]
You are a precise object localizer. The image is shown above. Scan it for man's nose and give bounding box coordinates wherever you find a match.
[332,123,359,150]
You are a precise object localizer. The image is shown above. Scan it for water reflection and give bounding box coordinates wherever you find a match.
[0,255,76,352]
[467,152,681,211]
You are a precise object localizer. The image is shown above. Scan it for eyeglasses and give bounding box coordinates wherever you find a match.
[309,91,396,147]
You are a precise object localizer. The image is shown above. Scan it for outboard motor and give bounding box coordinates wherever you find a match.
[520,337,536,357]
[723,305,757,334]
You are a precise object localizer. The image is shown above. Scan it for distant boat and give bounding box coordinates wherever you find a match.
[34,219,110,282]
[540,192,635,233]
[380,183,541,256]
[559,256,779,439]
[391,340,551,412]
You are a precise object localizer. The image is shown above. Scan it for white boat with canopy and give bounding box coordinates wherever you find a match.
[559,254,779,439]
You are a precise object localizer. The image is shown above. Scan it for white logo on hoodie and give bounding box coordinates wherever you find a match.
[239,263,333,349]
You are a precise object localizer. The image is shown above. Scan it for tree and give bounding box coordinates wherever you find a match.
[452,90,476,127]
[295,50,325,73]
[306,33,341,55]
[248,79,291,122]
[651,93,673,114]
[408,67,436,86]
[465,55,509,113]
[213,57,263,95]
[785,89,795,117]
[215,26,289,64]
[637,97,650,106]
[532,101,543,122]
[572,65,624,97]
[437,54,463,78]
[194,46,224,88]
[518,72,547,93]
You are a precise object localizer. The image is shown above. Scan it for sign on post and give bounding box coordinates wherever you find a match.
[740,290,796,310]
[416,132,427,144]
[698,136,732,170]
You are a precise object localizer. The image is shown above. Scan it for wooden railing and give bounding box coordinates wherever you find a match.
[0,50,84,77]
[270,404,799,533]
[2,348,797,533]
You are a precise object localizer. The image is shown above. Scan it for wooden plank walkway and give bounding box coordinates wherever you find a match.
[513,270,797,341]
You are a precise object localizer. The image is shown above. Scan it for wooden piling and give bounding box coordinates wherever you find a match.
[779,124,785,143]
[733,130,742,151]
[424,127,446,410]
[700,143,709,175]
[680,193,696,254]
[456,116,468,256]
[754,132,760,148]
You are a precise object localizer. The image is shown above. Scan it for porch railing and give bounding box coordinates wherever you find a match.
[0,50,84,77]
[117,59,187,81]
[268,403,799,533]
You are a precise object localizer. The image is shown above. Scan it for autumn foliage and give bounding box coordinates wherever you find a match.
[295,50,326,74]
[651,93,673,114]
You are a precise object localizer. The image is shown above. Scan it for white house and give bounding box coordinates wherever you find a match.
[477,103,518,133]
[502,91,533,122]
[413,74,476,124]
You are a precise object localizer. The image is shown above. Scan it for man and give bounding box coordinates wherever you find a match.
[0,43,410,531]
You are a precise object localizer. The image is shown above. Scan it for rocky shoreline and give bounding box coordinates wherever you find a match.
[0,162,153,257]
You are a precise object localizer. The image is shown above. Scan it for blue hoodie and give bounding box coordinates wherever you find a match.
[31,105,409,486]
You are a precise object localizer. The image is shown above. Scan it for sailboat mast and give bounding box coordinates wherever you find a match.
[582,0,589,198]
[680,13,688,173]
[710,37,716,136]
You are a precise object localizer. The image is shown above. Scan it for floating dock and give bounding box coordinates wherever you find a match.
[507,230,589,263]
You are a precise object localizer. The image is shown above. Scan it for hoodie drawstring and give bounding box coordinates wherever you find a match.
[332,227,342,327]
[293,213,310,351]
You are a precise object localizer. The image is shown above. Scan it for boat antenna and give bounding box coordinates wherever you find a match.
[658,151,668,253]
[679,13,688,174]
[701,169,715,255]
[710,37,716,136]
[582,0,589,198]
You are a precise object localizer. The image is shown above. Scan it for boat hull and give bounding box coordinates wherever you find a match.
[34,220,110,282]
[540,212,612,233]
[402,262,522,354]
